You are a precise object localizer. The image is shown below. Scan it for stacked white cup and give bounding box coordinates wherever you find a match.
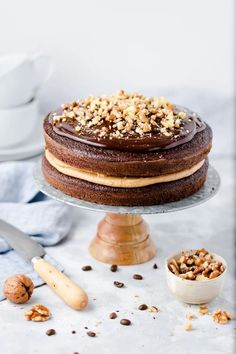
[0,53,51,148]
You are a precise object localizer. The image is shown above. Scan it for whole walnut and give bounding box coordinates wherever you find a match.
[3,274,34,304]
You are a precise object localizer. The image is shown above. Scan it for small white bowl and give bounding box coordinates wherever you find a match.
[0,98,39,148]
[165,250,227,304]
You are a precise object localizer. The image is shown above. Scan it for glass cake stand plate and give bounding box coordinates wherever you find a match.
[34,161,220,265]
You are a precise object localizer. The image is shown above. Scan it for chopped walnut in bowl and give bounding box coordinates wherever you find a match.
[165,249,227,304]
[168,248,225,281]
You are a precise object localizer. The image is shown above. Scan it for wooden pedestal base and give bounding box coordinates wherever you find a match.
[89,213,156,265]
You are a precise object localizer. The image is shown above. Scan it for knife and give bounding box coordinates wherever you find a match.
[0,219,88,310]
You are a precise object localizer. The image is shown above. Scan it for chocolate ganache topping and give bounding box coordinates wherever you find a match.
[50,90,206,152]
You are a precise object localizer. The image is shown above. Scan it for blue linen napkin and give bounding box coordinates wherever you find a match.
[0,160,73,300]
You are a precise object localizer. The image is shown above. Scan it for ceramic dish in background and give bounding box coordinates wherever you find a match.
[0,53,51,108]
[0,120,43,161]
[165,250,227,304]
[0,98,39,148]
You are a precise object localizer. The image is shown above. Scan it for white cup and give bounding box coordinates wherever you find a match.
[0,53,51,108]
[0,98,39,148]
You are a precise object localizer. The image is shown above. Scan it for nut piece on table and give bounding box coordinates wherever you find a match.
[24,304,51,322]
[186,312,196,320]
[212,309,233,324]
[183,322,192,331]
[3,274,34,304]
[147,306,159,313]
[198,305,209,315]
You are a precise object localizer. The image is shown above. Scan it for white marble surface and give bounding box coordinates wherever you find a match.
[0,156,235,354]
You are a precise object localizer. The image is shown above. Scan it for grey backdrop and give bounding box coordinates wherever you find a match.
[0,0,234,156]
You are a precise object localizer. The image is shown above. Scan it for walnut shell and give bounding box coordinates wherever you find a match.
[3,274,34,304]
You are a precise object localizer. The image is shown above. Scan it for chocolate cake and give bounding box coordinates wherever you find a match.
[42,91,212,206]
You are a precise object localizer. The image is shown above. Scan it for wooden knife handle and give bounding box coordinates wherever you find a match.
[32,257,88,310]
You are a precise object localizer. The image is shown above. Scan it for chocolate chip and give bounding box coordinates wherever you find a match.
[110,264,118,272]
[74,352,79,354]
[114,281,124,288]
[109,312,117,319]
[87,331,96,337]
[84,326,88,329]
[120,319,131,326]
[82,265,92,271]
[153,263,158,269]
[46,329,56,336]
[133,274,143,280]
[138,304,148,311]
[72,330,76,334]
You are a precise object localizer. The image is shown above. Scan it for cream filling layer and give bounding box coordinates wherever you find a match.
[45,149,205,188]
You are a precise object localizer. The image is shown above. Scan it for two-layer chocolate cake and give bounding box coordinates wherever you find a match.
[42,90,212,206]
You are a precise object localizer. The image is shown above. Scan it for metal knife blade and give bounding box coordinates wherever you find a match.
[0,219,88,310]
[0,219,45,262]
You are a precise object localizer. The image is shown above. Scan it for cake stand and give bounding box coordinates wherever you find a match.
[34,161,220,265]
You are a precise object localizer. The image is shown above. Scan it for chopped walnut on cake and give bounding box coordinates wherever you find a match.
[52,90,187,140]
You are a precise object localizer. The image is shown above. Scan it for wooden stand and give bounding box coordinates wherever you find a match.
[89,213,156,265]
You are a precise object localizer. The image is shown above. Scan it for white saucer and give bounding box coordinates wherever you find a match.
[0,122,44,162]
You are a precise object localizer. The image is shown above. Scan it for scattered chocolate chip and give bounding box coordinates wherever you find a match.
[82,265,92,271]
[46,329,56,336]
[84,326,88,329]
[138,304,148,311]
[87,331,96,337]
[114,281,124,288]
[110,264,118,272]
[109,312,117,319]
[120,319,131,326]
[72,330,76,334]
[153,263,158,269]
[133,274,143,280]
